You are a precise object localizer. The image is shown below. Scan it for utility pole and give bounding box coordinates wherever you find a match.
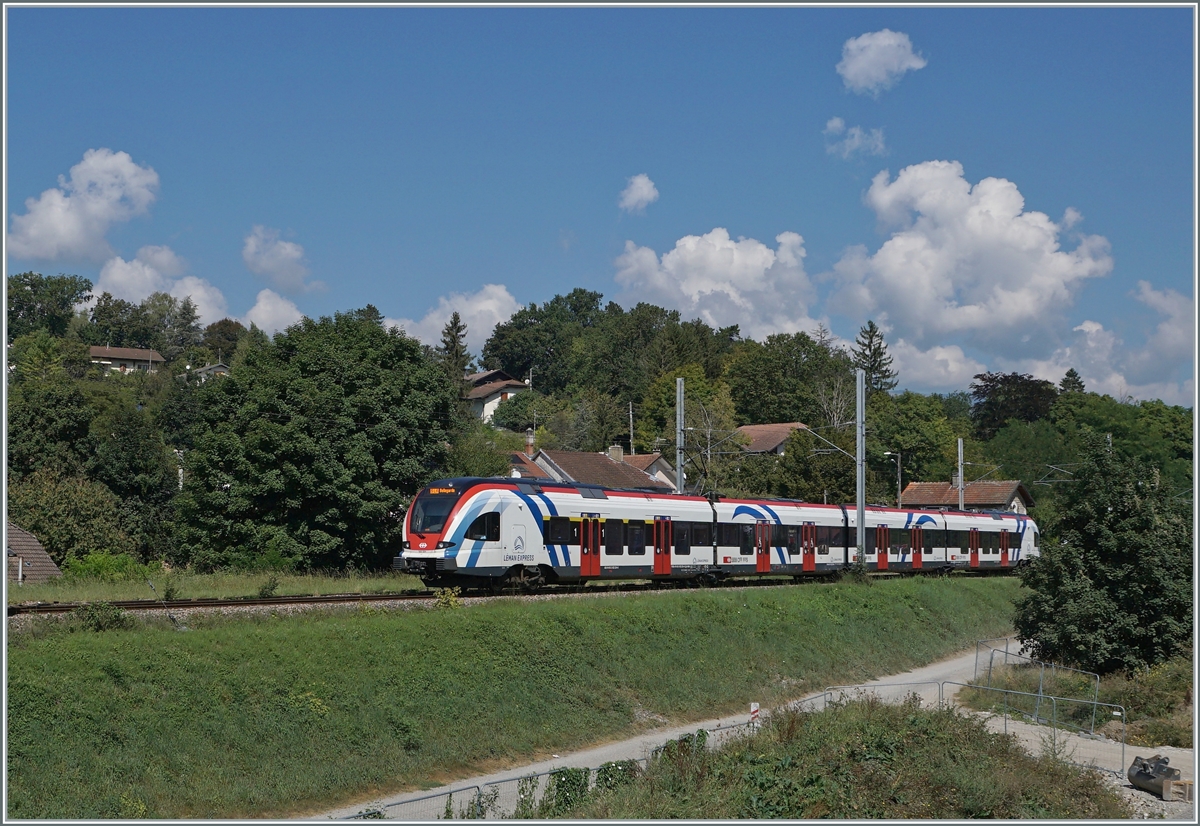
[675,378,685,493]
[957,437,965,511]
[629,401,635,455]
[856,369,865,563]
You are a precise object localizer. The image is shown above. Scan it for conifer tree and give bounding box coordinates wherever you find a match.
[850,320,898,394]
[1059,368,1086,394]
[435,311,474,379]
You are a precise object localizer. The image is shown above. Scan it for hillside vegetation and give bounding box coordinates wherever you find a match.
[565,698,1132,819]
[7,577,1018,819]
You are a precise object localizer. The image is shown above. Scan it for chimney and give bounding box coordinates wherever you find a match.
[525,428,535,457]
[607,445,624,463]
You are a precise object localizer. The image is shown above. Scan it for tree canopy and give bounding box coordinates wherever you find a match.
[1013,434,1192,673]
[172,308,460,571]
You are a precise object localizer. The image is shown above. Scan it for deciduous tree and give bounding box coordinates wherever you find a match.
[173,308,459,571]
[1013,434,1192,673]
[6,271,93,342]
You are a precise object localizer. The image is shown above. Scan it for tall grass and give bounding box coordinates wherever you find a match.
[6,577,1021,819]
[961,655,1193,747]
[567,697,1132,819]
[7,569,425,605]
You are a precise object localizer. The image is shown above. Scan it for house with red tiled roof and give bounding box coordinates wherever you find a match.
[901,481,1035,514]
[89,345,165,374]
[618,449,676,489]
[736,422,808,455]
[533,448,675,492]
[6,523,62,584]
[464,369,528,422]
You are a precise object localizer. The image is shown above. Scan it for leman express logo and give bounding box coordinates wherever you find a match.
[513,535,524,551]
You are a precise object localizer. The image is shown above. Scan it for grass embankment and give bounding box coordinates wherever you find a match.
[7,576,1020,819]
[960,655,1193,747]
[6,570,425,605]
[563,698,1132,819]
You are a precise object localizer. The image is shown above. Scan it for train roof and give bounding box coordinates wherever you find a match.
[419,478,1033,522]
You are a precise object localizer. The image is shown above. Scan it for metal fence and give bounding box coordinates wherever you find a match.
[974,638,1101,708]
[342,760,651,820]
[942,680,1127,775]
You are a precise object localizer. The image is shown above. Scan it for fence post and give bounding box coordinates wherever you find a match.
[1051,697,1058,754]
[1003,691,1008,735]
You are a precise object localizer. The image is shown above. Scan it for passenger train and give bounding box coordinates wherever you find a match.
[396,477,1040,591]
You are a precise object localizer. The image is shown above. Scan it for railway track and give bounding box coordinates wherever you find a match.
[7,569,999,617]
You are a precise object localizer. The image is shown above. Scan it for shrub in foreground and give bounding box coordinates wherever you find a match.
[570,696,1132,819]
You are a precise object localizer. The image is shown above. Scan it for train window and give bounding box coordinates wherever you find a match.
[890,528,910,554]
[692,522,712,547]
[603,520,624,555]
[465,512,500,542]
[770,524,786,547]
[816,526,839,549]
[546,517,578,545]
[787,526,800,556]
[739,524,754,555]
[626,521,646,555]
[864,528,876,553]
[923,530,938,552]
[674,523,691,555]
[718,523,739,547]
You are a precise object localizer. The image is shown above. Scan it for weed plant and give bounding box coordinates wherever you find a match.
[567,696,1133,819]
[7,576,1021,819]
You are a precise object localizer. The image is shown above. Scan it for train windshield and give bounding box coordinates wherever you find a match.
[409,486,464,534]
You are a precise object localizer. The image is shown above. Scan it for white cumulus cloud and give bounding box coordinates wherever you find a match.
[243,289,304,334]
[386,283,522,354]
[170,276,229,326]
[618,174,660,213]
[889,339,988,392]
[1015,315,1193,407]
[837,29,927,96]
[614,228,820,340]
[824,117,886,159]
[92,245,229,326]
[7,148,160,262]
[242,225,322,294]
[828,160,1113,359]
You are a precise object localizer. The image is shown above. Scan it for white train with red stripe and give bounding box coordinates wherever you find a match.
[397,477,1040,590]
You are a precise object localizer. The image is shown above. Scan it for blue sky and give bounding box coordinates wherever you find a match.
[5,6,1195,404]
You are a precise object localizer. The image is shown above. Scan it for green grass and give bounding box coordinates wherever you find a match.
[6,569,425,605]
[6,576,1021,819]
[961,655,1193,748]
[562,697,1132,819]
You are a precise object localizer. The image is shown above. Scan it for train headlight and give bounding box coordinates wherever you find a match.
[402,540,410,549]
[436,541,456,549]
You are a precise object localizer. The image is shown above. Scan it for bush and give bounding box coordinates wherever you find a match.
[61,552,149,582]
[69,602,132,632]
[257,574,280,599]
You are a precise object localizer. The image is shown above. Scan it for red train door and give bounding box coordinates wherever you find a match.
[876,525,889,571]
[801,523,816,572]
[580,517,601,577]
[1000,529,1009,568]
[911,526,923,570]
[969,528,980,568]
[755,520,772,573]
[653,517,672,576]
